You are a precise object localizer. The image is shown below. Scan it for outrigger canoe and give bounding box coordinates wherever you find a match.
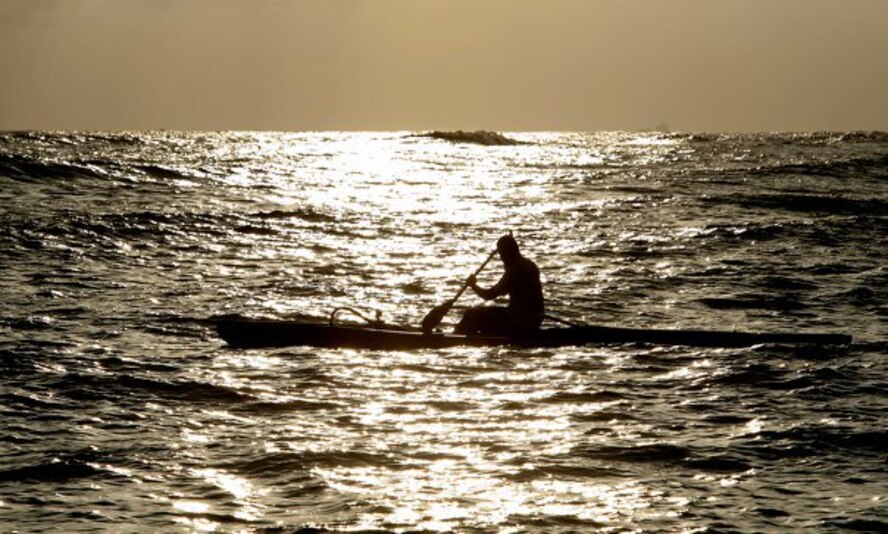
[215,317,852,350]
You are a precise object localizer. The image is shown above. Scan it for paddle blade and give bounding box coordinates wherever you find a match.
[421,300,453,333]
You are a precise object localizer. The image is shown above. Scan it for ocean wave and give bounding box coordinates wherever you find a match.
[710,363,819,390]
[237,398,343,413]
[0,315,58,331]
[0,131,151,147]
[752,427,887,454]
[699,295,805,311]
[60,212,199,243]
[45,372,252,404]
[823,518,888,532]
[2,210,247,248]
[232,223,279,236]
[0,448,122,483]
[680,131,888,145]
[751,153,888,179]
[759,276,819,291]
[0,392,65,410]
[0,459,108,483]
[733,426,888,464]
[683,455,752,473]
[506,462,623,482]
[502,514,606,530]
[224,450,400,478]
[0,154,108,182]
[540,390,627,404]
[698,222,787,242]
[701,193,888,216]
[0,348,40,374]
[682,133,734,143]
[115,375,252,403]
[132,163,191,180]
[0,152,203,185]
[578,442,689,463]
[571,410,640,422]
[252,209,339,223]
[834,130,888,143]
[580,425,883,473]
[576,443,751,473]
[416,130,524,146]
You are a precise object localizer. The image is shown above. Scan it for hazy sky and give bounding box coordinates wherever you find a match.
[1,0,886,132]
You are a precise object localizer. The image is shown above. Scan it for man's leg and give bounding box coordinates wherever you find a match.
[455,307,513,335]
[454,306,484,335]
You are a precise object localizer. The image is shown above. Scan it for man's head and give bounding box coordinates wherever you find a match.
[496,234,521,265]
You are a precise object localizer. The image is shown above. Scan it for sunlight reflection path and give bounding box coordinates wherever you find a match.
[290,347,689,531]
[191,132,755,529]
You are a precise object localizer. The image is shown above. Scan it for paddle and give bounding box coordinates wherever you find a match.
[421,249,498,333]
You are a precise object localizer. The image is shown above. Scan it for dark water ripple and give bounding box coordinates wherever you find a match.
[0,131,885,531]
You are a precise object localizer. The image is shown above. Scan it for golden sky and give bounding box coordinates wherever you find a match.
[1,0,886,131]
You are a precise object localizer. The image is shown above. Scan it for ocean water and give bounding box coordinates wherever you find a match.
[0,130,885,532]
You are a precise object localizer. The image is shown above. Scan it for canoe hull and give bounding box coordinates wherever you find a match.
[215,318,852,350]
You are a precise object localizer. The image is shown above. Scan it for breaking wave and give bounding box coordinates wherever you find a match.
[416,130,524,146]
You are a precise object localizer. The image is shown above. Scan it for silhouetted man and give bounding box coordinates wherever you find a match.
[455,234,544,336]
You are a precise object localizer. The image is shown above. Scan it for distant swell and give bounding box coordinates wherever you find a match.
[0,154,108,182]
[824,518,888,532]
[116,375,252,403]
[540,390,627,404]
[223,450,401,478]
[0,153,200,183]
[682,131,888,145]
[751,427,888,455]
[699,295,805,311]
[49,373,253,404]
[702,193,888,216]
[576,443,751,473]
[579,442,690,463]
[417,130,524,146]
[133,164,189,179]
[252,209,338,223]
[1,207,344,249]
[0,460,104,483]
[751,153,888,179]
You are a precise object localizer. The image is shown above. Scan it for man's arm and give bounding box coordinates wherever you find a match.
[467,273,509,301]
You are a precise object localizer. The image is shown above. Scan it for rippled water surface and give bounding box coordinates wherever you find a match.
[1,131,886,532]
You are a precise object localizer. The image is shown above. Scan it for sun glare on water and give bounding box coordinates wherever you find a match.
[182,132,726,530]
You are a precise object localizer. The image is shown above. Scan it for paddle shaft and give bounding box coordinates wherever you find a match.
[451,249,498,303]
[421,249,498,332]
